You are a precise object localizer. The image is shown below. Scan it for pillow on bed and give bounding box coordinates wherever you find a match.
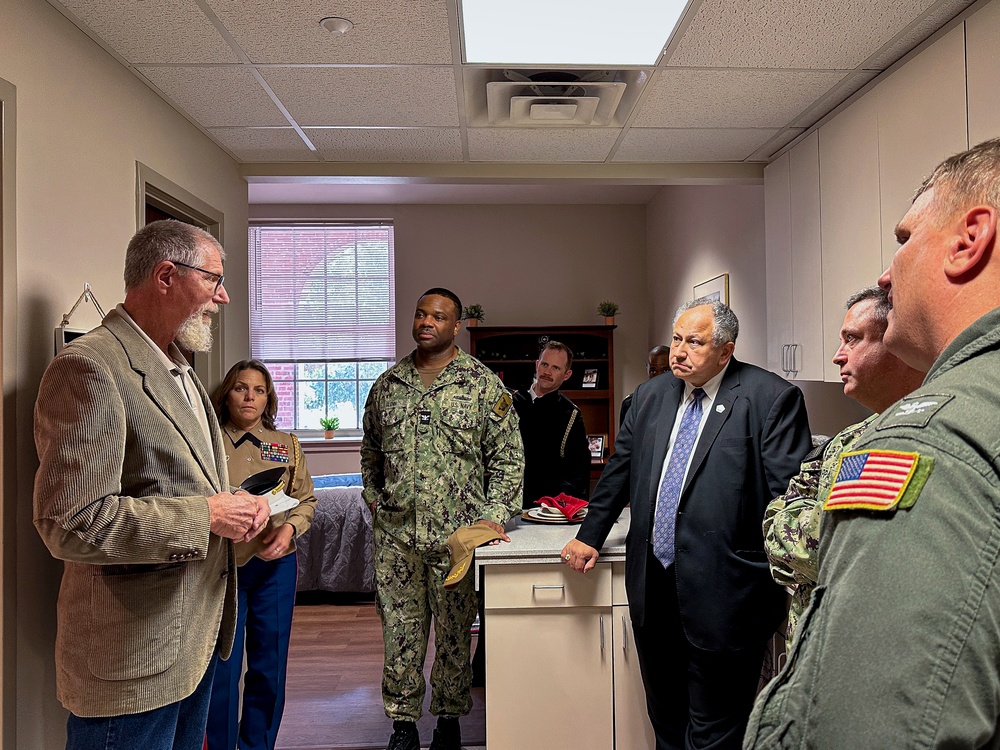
[313,473,363,488]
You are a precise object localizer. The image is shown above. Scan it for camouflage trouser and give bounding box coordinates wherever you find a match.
[374,527,478,721]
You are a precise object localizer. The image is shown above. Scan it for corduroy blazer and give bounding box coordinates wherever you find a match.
[33,309,236,717]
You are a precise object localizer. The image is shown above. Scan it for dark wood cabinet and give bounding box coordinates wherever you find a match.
[467,325,617,463]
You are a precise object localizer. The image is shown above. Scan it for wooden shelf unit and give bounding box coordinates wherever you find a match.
[467,325,617,457]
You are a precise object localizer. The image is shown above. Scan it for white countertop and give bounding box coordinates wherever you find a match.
[474,507,631,585]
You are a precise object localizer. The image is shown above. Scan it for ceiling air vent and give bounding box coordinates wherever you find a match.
[486,70,626,127]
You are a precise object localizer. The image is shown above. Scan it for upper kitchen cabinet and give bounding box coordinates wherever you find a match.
[764,153,793,376]
[874,25,969,273]
[819,93,882,383]
[967,0,1000,147]
[765,134,824,381]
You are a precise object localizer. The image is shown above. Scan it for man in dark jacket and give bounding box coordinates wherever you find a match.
[513,341,591,508]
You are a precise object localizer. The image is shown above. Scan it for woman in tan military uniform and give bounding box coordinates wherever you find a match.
[206,360,316,750]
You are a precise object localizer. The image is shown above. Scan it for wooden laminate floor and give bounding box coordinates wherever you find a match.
[276,594,486,750]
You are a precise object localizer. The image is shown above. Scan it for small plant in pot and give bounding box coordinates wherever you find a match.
[597,300,620,324]
[320,416,340,439]
[462,304,485,327]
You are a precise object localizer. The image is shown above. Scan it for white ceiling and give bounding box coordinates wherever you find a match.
[47,0,978,204]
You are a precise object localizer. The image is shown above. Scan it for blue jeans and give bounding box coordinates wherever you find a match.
[207,553,297,750]
[66,653,218,750]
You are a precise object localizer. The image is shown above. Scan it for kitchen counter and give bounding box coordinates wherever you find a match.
[475,507,631,586]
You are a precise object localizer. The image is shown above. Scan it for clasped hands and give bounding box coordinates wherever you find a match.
[208,490,271,543]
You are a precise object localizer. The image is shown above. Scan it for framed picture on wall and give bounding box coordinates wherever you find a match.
[581,368,599,388]
[693,273,729,305]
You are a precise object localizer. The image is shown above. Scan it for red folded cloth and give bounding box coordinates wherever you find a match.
[537,493,589,520]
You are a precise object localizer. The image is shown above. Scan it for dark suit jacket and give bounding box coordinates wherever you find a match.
[577,358,810,651]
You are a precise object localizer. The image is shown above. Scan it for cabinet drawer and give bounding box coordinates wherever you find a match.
[485,563,611,610]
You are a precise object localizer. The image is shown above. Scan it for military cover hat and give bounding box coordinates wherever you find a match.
[444,524,504,589]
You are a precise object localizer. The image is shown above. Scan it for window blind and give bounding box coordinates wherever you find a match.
[249,222,395,362]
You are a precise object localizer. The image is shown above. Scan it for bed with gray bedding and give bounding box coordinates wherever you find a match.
[295,474,374,593]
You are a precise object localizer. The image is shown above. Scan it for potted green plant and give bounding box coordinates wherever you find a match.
[597,300,620,325]
[320,416,340,439]
[462,304,485,327]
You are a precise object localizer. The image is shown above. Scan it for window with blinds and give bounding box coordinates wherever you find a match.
[249,222,395,432]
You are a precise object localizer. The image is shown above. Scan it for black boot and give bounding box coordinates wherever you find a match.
[429,716,462,750]
[386,720,419,750]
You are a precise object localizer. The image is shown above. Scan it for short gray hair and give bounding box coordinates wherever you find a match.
[123,220,224,292]
[916,137,1000,222]
[673,298,739,346]
[845,285,890,335]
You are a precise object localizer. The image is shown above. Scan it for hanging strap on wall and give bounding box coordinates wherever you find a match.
[60,283,107,328]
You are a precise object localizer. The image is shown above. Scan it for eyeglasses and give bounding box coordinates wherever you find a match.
[171,261,225,294]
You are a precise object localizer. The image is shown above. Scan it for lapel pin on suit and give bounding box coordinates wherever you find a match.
[716,404,726,413]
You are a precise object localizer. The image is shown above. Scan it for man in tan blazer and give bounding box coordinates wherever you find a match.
[33,220,269,750]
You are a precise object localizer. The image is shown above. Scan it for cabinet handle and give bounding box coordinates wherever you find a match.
[781,344,789,375]
[531,584,564,591]
[600,615,605,653]
[790,343,798,377]
[622,615,628,653]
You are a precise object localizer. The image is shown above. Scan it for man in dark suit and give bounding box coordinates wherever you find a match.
[562,299,810,750]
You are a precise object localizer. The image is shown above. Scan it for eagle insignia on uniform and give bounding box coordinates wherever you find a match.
[824,449,932,512]
[492,392,513,419]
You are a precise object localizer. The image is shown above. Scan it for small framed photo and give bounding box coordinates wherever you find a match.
[588,434,606,460]
[693,272,730,305]
[581,368,599,388]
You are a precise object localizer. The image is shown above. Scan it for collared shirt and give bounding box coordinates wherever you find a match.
[656,361,731,492]
[116,303,214,453]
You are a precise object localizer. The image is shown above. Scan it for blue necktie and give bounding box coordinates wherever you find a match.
[652,387,706,568]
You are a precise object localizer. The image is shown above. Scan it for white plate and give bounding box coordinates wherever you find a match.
[526,507,588,522]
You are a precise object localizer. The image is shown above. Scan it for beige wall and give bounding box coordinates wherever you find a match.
[3,0,247,745]
[250,202,650,422]
[646,184,768,366]
[645,184,876,437]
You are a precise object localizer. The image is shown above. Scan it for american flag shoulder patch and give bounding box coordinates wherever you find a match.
[823,449,928,512]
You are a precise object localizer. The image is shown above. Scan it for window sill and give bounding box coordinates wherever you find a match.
[297,435,362,454]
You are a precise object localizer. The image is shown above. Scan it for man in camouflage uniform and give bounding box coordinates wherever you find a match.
[762,286,923,647]
[746,139,1000,748]
[362,287,523,750]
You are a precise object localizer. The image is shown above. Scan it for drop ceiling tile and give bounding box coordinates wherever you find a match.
[53,0,239,64]
[136,66,288,127]
[204,0,453,64]
[633,69,848,128]
[746,128,809,161]
[210,128,319,162]
[791,69,880,126]
[306,128,463,162]
[613,128,779,162]
[261,67,459,127]
[865,0,977,70]
[667,0,938,69]
[467,129,622,162]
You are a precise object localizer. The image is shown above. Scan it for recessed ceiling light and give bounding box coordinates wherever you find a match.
[460,0,691,66]
[320,16,354,36]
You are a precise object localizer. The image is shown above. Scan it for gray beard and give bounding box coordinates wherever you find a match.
[176,310,214,352]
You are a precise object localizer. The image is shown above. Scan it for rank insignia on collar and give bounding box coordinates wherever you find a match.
[823,449,932,512]
[492,392,513,419]
[260,442,290,463]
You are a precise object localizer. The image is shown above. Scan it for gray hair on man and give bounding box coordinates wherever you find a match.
[124,219,224,292]
[916,137,1000,221]
[673,298,740,346]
